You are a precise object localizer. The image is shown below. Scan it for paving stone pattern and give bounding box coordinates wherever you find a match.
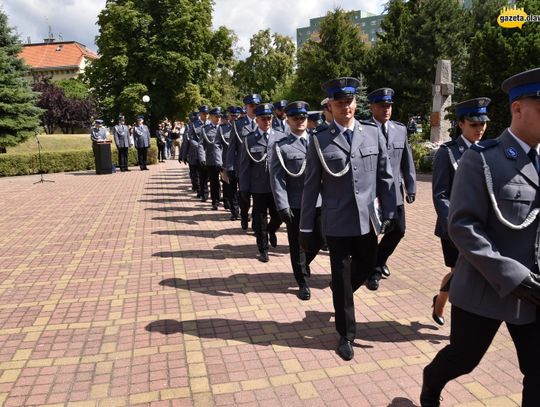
[0,162,522,406]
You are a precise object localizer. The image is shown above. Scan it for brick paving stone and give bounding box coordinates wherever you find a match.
[0,165,522,406]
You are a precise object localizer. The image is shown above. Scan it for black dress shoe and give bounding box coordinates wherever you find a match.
[125,169,130,172]
[431,295,445,326]
[420,382,441,407]
[381,264,391,278]
[298,285,311,300]
[269,233,277,248]
[241,218,248,230]
[366,274,380,291]
[211,204,218,210]
[201,196,207,202]
[258,251,269,263]
[321,243,329,251]
[337,337,354,361]
[224,202,231,210]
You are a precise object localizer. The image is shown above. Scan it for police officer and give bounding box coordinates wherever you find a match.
[112,115,131,172]
[272,100,288,132]
[199,107,223,210]
[217,107,241,219]
[365,88,417,290]
[226,94,262,230]
[184,106,210,200]
[420,68,540,407]
[90,119,109,172]
[270,101,323,300]
[430,97,490,326]
[132,115,151,171]
[307,112,322,134]
[180,112,200,193]
[238,103,284,262]
[299,77,396,361]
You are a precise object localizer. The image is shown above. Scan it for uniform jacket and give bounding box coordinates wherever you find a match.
[90,127,108,143]
[183,119,205,165]
[132,125,150,148]
[448,130,540,324]
[215,123,232,160]
[372,118,416,206]
[238,128,284,194]
[432,136,469,239]
[198,123,223,167]
[225,116,257,172]
[270,133,310,210]
[113,124,131,148]
[300,120,396,237]
[272,117,287,133]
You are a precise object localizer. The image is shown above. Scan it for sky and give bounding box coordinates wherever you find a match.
[0,0,386,58]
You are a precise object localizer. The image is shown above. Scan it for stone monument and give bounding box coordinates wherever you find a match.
[430,60,454,144]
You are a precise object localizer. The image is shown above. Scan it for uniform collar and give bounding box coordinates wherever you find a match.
[371,117,388,133]
[333,120,355,135]
[508,128,540,154]
[459,135,473,148]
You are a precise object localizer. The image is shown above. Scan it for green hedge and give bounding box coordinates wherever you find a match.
[0,147,157,177]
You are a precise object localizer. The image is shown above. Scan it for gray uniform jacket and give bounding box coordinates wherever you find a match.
[300,120,396,237]
[184,120,204,165]
[374,119,416,206]
[198,123,223,167]
[272,117,286,133]
[90,127,108,143]
[215,123,232,160]
[225,116,257,172]
[270,133,311,210]
[132,125,150,148]
[432,136,468,239]
[448,130,540,324]
[113,125,131,148]
[238,129,284,194]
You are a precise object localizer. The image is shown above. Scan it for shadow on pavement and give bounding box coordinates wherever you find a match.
[387,397,418,407]
[153,228,251,238]
[153,243,289,259]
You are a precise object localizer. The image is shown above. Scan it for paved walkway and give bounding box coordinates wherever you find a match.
[0,161,522,407]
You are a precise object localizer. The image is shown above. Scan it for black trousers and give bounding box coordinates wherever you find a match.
[207,166,221,205]
[239,190,251,222]
[423,305,540,406]
[136,147,148,169]
[327,231,378,341]
[376,204,406,267]
[188,163,199,191]
[287,208,322,286]
[157,142,166,161]
[223,176,239,216]
[197,165,209,199]
[117,147,129,170]
[252,192,281,252]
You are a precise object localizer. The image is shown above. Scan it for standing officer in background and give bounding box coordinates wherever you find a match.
[430,97,490,326]
[270,101,323,300]
[181,112,200,193]
[199,107,223,210]
[132,115,151,171]
[226,94,261,230]
[420,68,540,407]
[365,88,416,291]
[113,115,131,172]
[238,103,284,263]
[316,98,333,133]
[90,119,108,144]
[272,100,288,132]
[300,77,396,361]
[307,112,322,134]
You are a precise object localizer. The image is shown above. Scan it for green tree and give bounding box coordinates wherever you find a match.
[0,9,42,149]
[87,0,231,125]
[461,0,540,138]
[234,29,295,101]
[56,78,91,100]
[292,9,368,107]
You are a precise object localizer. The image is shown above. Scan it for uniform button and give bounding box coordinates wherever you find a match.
[354,179,358,183]
[355,191,359,194]
[354,167,357,170]
[351,154,355,158]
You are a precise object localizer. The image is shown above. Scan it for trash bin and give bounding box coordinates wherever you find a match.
[93,141,113,174]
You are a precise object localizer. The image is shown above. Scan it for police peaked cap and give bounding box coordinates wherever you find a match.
[285,101,309,117]
[243,94,262,105]
[254,103,274,117]
[209,107,222,116]
[501,68,540,102]
[307,111,322,122]
[273,100,288,110]
[198,105,210,113]
[455,97,491,122]
[321,77,360,100]
[367,88,394,104]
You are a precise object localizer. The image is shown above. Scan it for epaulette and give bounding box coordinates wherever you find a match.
[440,140,457,149]
[276,135,289,145]
[470,139,499,152]
[359,120,378,127]
[392,120,406,127]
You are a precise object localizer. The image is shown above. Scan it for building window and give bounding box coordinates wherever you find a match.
[362,22,366,27]
[371,20,376,26]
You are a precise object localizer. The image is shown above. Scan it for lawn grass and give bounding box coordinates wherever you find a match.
[6,134,92,154]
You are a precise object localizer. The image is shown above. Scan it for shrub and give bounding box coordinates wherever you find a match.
[409,132,434,173]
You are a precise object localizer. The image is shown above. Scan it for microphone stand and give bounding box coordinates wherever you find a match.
[34,133,54,184]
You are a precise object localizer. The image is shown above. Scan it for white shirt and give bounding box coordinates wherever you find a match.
[372,117,388,135]
[460,135,473,148]
[508,128,540,155]
[333,120,355,136]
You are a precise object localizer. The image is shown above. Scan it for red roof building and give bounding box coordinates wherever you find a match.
[19,41,99,82]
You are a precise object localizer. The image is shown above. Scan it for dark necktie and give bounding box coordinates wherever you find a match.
[300,137,307,148]
[262,132,268,141]
[528,148,540,174]
[344,129,353,146]
[381,124,388,140]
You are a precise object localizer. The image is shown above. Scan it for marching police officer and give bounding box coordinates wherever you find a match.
[226,94,262,230]
[132,115,151,171]
[270,101,323,300]
[316,98,333,133]
[307,112,322,134]
[184,106,210,200]
[181,112,200,193]
[420,68,540,407]
[238,103,284,262]
[272,100,288,132]
[365,88,416,290]
[113,115,131,172]
[299,77,396,361]
[217,107,241,219]
[199,107,223,210]
[430,97,491,326]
